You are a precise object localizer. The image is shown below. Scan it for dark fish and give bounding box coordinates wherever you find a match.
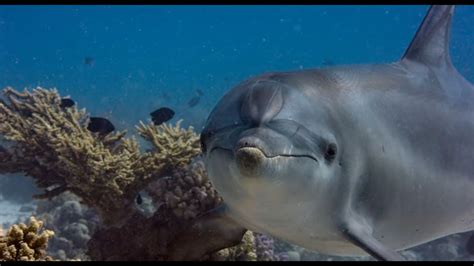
[188,96,200,108]
[150,107,175,126]
[322,58,335,66]
[196,89,204,96]
[60,98,75,108]
[136,194,143,205]
[87,117,115,135]
[84,57,95,66]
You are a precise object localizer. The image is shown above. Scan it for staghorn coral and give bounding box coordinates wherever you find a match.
[136,119,201,169]
[0,87,203,226]
[0,87,141,225]
[0,216,54,261]
[146,159,222,220]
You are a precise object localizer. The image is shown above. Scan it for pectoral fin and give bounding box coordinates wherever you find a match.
[168,203,247,260]
[340,219,405,261]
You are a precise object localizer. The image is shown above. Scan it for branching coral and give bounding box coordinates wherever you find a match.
[136,119,201,169]
[0,87,141,224]
[0,87,203,226]
[0,216,55,261]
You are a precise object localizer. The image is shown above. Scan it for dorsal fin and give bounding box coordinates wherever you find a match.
[401,5,455,67]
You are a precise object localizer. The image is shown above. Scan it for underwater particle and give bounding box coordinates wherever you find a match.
[150,107,175,126]
[84,57,95,66]
[161,92,171,101]
[87,117,115,135]
[60,98,75,108]
[187,96,200,108]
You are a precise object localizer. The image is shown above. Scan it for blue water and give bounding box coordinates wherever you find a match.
[0,5,473,131]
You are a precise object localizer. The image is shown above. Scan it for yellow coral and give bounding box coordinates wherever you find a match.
[136,119,201,169]
[212,231,257,261]
[0,217,54,261]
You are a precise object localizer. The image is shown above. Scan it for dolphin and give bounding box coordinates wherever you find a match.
[200,5,474,261]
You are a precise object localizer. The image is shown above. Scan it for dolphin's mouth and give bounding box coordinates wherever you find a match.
[210,146,319,163]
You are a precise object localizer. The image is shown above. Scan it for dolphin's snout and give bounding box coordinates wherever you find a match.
[235,147,266,177]
[235,136,267,151]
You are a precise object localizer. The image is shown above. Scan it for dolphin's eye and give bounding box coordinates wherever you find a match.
[324,143,337,162]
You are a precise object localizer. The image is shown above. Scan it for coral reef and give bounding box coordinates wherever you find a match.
[0,87,202,226]
[0,87,245,260]
[0,216,54,261]
[146,159,222,220]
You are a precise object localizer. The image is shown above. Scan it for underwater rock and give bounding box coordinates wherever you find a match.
[35,192,99,261]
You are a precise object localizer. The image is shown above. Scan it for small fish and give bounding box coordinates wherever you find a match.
[150,107,175,126]
[322,58,335,66]
[196,89,204,96]
[87,117,115,135]
[60,98,75,108]
[19,205,35,213]
[161,92,171,101]
[84,57,95,66]
[188,96,200,108]
[136,194,143,205]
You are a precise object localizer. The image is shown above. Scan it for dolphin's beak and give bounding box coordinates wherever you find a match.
[235,147,266,177]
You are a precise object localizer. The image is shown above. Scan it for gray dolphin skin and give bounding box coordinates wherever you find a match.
[200,5,474,261]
